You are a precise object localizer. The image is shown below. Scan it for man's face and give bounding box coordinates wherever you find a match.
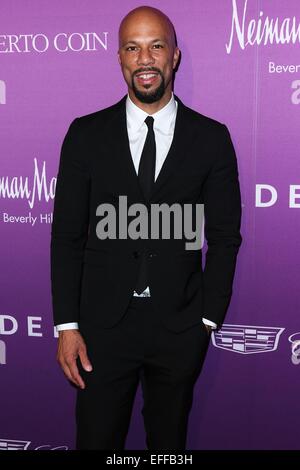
[118,14,180,104]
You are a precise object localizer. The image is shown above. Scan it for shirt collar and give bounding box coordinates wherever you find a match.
[126,92,177,135]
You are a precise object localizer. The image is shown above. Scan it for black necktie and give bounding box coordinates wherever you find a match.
[138,116,156,200]
[135,116,156,294]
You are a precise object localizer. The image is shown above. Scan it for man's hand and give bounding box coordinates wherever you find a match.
[204,324,212,335]
[57,330,93,389]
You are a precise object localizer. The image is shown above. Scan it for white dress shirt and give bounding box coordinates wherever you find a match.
[56,93,217,332]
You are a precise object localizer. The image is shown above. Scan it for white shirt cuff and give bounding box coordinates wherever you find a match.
[202,317,218,329]
[55,322,79,332]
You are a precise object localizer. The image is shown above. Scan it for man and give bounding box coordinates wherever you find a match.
[51,6,242,450]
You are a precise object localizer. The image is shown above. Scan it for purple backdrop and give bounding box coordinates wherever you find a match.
[1,0,300,450]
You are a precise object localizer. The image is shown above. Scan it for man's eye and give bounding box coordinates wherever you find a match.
[153,44,163,49]
[126,46,138,51]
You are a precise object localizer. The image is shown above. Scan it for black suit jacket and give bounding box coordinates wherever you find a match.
[50,94,242,332]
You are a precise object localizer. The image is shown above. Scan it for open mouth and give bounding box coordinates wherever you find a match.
[134,72,160,86]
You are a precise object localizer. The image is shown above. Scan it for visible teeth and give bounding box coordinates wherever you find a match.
[138,74,157,79]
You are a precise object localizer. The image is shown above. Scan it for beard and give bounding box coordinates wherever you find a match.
[131,70,166,104]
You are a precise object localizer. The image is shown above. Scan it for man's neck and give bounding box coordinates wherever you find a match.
[127,89,173,115]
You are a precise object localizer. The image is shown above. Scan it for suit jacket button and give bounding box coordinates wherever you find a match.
[133,251,139,259]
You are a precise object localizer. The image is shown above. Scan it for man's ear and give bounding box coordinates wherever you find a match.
[173,47,180,69]
[117,51,121,65]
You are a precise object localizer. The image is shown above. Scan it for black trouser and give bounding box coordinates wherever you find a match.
[75,296,211,450]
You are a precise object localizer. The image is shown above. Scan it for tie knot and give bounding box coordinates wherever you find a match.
[145,116,154,129]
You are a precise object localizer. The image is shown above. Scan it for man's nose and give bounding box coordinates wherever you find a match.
[137,48,155,65]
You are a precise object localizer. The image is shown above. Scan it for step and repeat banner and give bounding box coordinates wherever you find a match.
[1,0,299,450]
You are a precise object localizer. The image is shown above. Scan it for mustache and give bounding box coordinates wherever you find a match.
[133,67,162,77]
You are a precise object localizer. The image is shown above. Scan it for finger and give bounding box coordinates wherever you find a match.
[78,348,93,372]
[60,361,81,387]
[65,358,85,389]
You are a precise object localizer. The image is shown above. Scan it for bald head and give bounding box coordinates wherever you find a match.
[118,6,177,50]
[117,6,180,110]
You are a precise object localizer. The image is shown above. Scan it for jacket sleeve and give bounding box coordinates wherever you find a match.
[201,124,242,327]
[50,118,90,326]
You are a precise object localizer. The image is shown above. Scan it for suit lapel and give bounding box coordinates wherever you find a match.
[150,94,189,201]
[109,95,146,202]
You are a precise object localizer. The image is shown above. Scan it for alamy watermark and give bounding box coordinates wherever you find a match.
[95,196,204,250]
